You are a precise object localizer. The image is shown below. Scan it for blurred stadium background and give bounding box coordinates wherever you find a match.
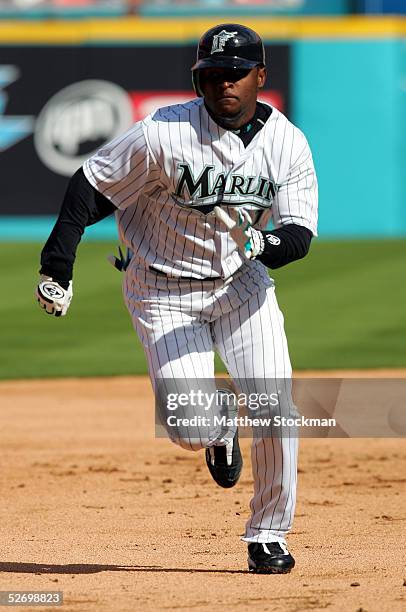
[0,0,405,378]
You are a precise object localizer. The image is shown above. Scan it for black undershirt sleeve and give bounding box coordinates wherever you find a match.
[256,224,313,269]
[40,167,117,286]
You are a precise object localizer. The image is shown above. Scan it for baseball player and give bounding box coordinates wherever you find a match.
[36,24,318,574]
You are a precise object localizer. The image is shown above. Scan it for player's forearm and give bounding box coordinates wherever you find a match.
[40,221,83,288]
[256,224,313,269]
[40,167,117,285]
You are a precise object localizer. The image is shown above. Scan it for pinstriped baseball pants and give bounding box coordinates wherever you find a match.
[124,260,298,542]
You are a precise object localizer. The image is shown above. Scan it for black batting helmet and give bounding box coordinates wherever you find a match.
[191,23,265,95]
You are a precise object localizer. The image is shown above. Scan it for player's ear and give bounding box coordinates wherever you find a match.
[257,66,266,90]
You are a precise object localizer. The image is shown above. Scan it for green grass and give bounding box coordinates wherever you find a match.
[0,240,405,379]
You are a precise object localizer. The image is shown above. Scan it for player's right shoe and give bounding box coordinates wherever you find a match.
[247,541,295,574]
[205,429,243,489]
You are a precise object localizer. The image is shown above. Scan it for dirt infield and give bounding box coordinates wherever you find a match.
[0,374,405,612]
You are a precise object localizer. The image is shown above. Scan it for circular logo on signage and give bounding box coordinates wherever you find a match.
[34,80,133,176]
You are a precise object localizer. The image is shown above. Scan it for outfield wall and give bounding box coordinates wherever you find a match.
[294,37,406,237]
[0,17,405,239]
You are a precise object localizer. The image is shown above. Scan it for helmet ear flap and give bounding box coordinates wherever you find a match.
[192,70,202,97]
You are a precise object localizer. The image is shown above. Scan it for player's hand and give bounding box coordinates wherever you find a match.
[214,206,264,259]
[36,275,73,317]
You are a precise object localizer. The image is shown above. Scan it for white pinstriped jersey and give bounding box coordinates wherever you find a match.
[83,98,318,280]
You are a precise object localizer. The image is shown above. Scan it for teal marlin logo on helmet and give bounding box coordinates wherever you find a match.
[211,30,238,54]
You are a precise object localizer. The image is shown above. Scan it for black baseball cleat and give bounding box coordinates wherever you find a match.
[248,541,295,574]
[205,429,242,488]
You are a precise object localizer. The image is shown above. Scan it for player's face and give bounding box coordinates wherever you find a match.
[199,66,266,129]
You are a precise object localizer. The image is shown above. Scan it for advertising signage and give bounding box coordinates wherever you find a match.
[1,44,290,215]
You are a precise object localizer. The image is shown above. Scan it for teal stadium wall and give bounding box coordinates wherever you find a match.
[293,39,406,237]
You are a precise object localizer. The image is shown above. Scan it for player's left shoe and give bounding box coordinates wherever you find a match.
[205,429,243,488]
[247,541,295,574]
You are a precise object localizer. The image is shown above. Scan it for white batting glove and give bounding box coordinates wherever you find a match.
[36,275,73,317]
[214,206,264,259]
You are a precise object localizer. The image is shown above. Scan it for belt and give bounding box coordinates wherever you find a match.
[149,266,221,282]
